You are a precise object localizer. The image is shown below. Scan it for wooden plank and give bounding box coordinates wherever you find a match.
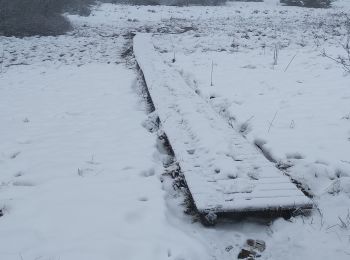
[133,34,313,221]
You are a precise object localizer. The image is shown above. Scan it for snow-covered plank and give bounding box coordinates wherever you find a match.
[133,33,313,218]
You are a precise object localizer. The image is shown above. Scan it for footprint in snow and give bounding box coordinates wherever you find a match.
[140,168,155,178]
[17,139,31,145]
[12,180,35,187]
[9,151,21,159]
[138,196,148,202]
[286,152,305,160]
[14,171,24,177]
[124,210,143,223]
[77,168,99,177]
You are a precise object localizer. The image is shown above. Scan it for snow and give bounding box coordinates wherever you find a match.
[1,1,350,260]
[0,64,209,259]
[158,46,350,185]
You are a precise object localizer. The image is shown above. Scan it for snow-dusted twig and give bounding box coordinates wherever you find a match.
[273,44,279,66]
[0,43,4,74]
[289,120,295,129]
[268,111,278,133]
[284,53,298,72]
[338,209,350,229]
[321,14,350,73]
[77,168,83,177]
[172,51,176,63]
[314,204,325,229]
[210,60,214,86]
[322,47,350,73]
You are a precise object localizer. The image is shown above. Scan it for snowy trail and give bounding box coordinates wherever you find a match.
[134,33,312,220]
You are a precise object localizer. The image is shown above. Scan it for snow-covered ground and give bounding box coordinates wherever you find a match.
[0,60,211,260]
[1,1,350,260]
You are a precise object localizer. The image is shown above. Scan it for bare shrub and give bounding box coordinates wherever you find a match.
[322,14,350,73]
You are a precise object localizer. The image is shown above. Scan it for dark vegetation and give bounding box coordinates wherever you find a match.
[0,0,96,36]
[115,0,227,6]
[0,0,335,37]
[280,0,332,8]
[0,0,227,37]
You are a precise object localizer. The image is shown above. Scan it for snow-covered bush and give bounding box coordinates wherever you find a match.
[280,0,332,8]
[321,14,350,72]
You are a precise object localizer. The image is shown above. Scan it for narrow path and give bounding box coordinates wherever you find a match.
[134,33,312,224]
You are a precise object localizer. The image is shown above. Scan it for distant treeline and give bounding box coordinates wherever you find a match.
[280,0,332,8]
[0,0,228,36]
[0,0,333,37]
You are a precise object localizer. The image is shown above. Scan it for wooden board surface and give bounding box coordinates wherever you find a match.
[134,33,313,216]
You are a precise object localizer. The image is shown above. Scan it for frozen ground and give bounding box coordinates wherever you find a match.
[1,1,350,260]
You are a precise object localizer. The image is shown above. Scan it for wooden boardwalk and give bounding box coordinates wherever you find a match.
[134,34,312,224]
